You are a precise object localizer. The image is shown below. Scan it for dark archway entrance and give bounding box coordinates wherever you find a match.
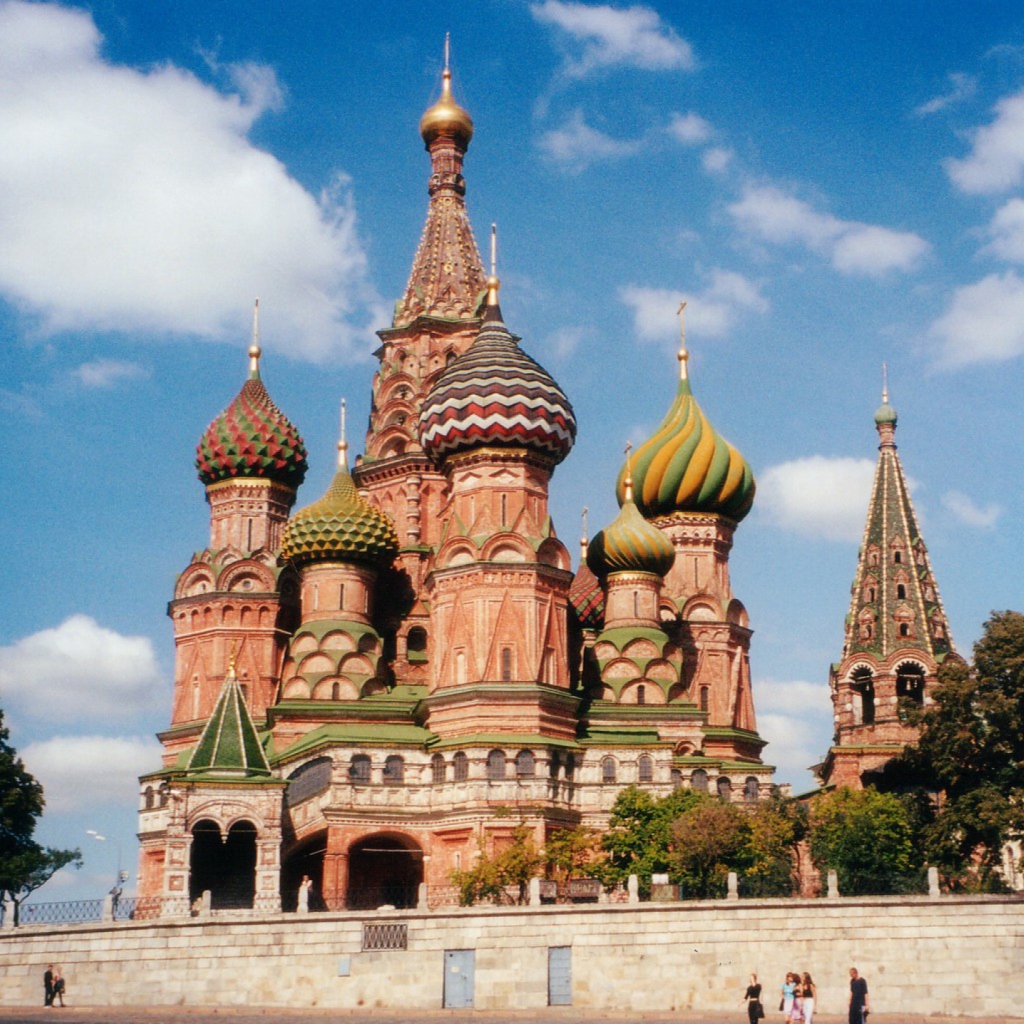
[280,832,326,911]
[346,833,423,910]
[190,819,258,909]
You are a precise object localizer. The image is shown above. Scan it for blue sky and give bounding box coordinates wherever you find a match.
[1,0,1022,901]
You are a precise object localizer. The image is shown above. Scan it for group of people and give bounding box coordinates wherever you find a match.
[43,964,66,1007]
[744,968,868,1024]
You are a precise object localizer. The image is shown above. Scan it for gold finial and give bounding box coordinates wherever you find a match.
[487,223,501,305]
[580,506,589,559]
[248,299,262,376]
[226,642,238,679]
[337,397,349,469]
[882,361,889,405]
[420,34,474,146]
[677,300,689,381]
[623,441,634,503]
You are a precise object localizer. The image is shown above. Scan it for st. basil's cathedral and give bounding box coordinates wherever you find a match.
[135,62,955,912]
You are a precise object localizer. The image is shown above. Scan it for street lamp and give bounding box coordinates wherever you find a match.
[86,830,128,890]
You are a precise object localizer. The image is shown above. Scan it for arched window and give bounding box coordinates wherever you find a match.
[331,682,340,701]
[717,776,732,800]
[487,749,507,780]
[548,750,561,779]
[515,749,535,778]
[407,627,427,654]
[852,667,875,725]
[453,751,469,782]
[144,786,154,810]
[744,777,760,803]
[431,753,446,784]
[896,663,926,708]
[700,687,709,712]
[638,755,653,783]
[894,550,902,564]
[564,753,575,779]
[671,768,683,789]
[456,650,467,686]
[897,584,907,600]
[159,783,169,807]
[500,648,513,682]
[691,768,708,793]
[637,684,646,705]
[383,755,404,785]
[349,754,371,783]
[601,757,617,784]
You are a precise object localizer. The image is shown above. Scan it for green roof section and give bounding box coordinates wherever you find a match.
[273,722,435,764]
[186,672,273,780]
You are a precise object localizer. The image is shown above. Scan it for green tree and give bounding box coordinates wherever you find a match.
[0,710,81,920]
[544,825,602,883]
[808,786,918,895]
[740,797,806,896]
[670,798,747,897]
[451,822,542,906]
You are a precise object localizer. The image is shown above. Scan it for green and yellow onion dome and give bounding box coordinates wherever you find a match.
[281,465,399,568]
[618,365,754,523]
[196,353,307,490]
[420,67,474,148]
[587,487,676,579]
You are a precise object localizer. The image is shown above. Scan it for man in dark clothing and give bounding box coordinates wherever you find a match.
[849,967,869,1024]
[43,965,54,1006]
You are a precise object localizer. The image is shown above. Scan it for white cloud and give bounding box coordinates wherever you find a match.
[0,1,380,362]
[756,709,832,793]
[929,270,1024,366]
[71,359,148,389]
[531,0,694,79]
[22,735,160,813]
[985,198,1024,261]
[537,110,640,172]
[701,147,732,174]
[942,490,1002,528]
[755,678,832,714]
[757,456,876,542]
[619,270,768,342]
[729,184,928,276]
[667,111,711,145]
[915,72,976,117]
[945,87,1024,194]
[0,615,165,724]
[545,325,592,359]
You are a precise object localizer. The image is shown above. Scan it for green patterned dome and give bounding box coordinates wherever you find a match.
[281,464,398,567]
[196,351,307,489]
[619,354,754,523]
[588,487,675,579]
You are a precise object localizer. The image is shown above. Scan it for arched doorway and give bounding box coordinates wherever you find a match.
[190,819,258,909]
[346,833,423,910]
[280,831,326,911]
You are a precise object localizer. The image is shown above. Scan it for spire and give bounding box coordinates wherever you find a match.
[337,397,349,470]
[395,41,486,327]
[844,387,953,662]
[484,222,502,320]
[677,300,689,382]
[248,299,261,378]
[186,659,272,778]
[580,506,589,561]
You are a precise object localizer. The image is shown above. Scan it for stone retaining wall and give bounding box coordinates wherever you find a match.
[0,895,1020,1016]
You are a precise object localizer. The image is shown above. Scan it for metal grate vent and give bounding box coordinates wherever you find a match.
[362,921,408,951]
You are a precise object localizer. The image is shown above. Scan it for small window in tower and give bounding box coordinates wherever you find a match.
[408,626,428,663]
[339,583,345,610]
[313,584,319,611]
[868,588,876,602]
[633,591,639,618]
[894,550,902,564]
[564,752,575,779]
[897,584,907,600]
[331,682,340,701]
[549,751,561,779]
[638,755,653,783]
[691,768,708,793]
[744,777,759,803]
[431,753,446,784]
[159,783,169,807]
[453,751,469,782]
[501,647,513,682]
[700,687,709,713]
[456,651,467,686]
[671,768,683,789]
[717,776,732,800]
[516,749,535,778]
[602,757,617,784]
[383,755,404,785]
[637,684,646,705]
[501,494,507,527]
[144,786,154,810]
[487,749,506,780]
[349,755,371,783]
[900,623,910,637]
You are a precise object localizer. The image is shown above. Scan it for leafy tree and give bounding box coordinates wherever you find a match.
[808,786,918,895]
[451,823,542,906]
[544,825,603,883]
[670,798,747,897]
[740,797,806,896]
[0,710,81,920]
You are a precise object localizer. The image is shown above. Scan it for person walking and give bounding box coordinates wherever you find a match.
[849,967,869,1024]
[781,973,797,1019]
[802,972,817,1024]
[52,966,65,1007]
[743,972,764,1024]
[43,965,54,1007]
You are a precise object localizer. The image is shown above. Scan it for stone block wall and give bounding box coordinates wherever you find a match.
[0,895,1020,1016]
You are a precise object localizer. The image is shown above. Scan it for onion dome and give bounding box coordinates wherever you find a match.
[281,408,399,567]
[588,470,676,579]
[569,563,605,629]
[875,375,897,426]
[420,60,473,148]
[419,284,576,464]
[196,308,307,489]
[621,345,754,522]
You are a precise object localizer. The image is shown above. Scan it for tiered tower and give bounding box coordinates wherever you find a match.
[818,384,955,789]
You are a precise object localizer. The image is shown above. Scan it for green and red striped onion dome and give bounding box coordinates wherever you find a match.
[587,497,675,579]
[569,562,605,630]
[418,308,576,464]
[281,467,398,568]
[196,371,307,489]
[618,377,754,522]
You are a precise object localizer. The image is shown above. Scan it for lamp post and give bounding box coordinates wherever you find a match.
[86,830,127,890]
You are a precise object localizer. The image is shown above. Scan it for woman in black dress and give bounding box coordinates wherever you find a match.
[744,973,764,1024]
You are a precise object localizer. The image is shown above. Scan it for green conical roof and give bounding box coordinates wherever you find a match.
[187,672,272,778]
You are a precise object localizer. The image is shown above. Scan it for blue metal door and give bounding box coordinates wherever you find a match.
[548,945,572,1006]
[443,948,475,1008]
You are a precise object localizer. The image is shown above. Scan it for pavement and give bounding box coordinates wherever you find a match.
[0,1012,1016,1024]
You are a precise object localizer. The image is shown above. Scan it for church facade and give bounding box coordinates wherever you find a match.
[136,65,773,913]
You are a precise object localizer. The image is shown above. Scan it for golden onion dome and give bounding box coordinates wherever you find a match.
[419,67,474,148]
[619,347,755,523]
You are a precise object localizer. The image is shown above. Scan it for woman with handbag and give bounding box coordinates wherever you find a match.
[744,973,765,1024]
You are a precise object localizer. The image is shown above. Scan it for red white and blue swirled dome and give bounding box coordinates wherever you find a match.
[418,304,576,464]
